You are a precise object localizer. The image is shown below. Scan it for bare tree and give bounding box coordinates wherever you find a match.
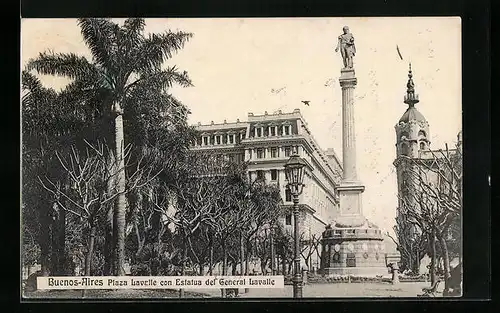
[211,188,250,298]
[144,153,239,297]
[397,142,462,291]
[300,233,322,272]
[38,141,160,276]
[239,180,283,277]
[387,213,427,275]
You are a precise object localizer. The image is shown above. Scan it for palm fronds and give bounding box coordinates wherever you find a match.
[26,52,98,82]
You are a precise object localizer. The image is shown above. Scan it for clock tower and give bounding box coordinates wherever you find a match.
[393,63,430,214]
[393,64,431,269]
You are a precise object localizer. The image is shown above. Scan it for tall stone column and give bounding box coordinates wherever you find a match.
[337,69,365,221]
[340,69,358,183]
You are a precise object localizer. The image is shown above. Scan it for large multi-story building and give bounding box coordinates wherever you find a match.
[190,109,343,269]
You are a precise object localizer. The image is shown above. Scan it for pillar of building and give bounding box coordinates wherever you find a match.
[265,170,272,182]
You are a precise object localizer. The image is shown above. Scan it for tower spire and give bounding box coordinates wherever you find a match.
[404,63,419,107]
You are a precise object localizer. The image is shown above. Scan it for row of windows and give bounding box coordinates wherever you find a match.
[400,141,427,154]
[252,125,292,138]
[198,133,246,146]
[250,146,294,159]
[254,169,279,181]
[197,124,295,145]
[213,153,245,163]
[400,130,427,140]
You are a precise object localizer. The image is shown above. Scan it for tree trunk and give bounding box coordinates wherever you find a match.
[239,233,246,294]
[104,152,116,276]
[412,247,418,274]
[58,204,67,274]
[134,221,145,261]
[131,190,144,262]
[209,243,214,275]
[179,237,187,298]
[270,231,275,275]
[39,205,51,276]
[84,224,97,276]
[81,223,97,299]
[245,239,250,275]
[438,232,451,293]
[281,253,286,276]
[199,262,204,276]
[58,180,69,275]
[231,261,237,275]
[113,107,127,276]
[49,198,67,276]
[239,233,245,275]
[104,205,114,275]
[50,202,61,275]
[221,243,227,298]
[429,230,437,285]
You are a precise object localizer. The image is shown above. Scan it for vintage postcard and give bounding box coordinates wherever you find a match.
[21,17,462,299]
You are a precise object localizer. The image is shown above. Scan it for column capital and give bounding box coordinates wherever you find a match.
[339,68,357,87]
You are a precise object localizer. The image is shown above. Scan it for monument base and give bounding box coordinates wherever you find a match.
[340,68,356,80]
[321,266,389,277]
[319,217,388,277]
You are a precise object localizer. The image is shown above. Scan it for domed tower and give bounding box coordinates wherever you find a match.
[393,65,430,273]
[395,64,430,158]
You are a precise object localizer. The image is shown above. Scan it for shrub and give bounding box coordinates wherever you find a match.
[24,270,43,292]
[130,264,151,276]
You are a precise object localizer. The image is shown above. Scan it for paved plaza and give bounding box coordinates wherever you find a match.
[188,281,441,298]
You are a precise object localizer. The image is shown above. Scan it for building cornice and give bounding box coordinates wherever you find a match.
[247,109,302,122]
[241,136,303,147]
[191,146,244,153]
[194,122,249,132]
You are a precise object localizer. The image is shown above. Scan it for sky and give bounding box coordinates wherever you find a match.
[21,17,462,235]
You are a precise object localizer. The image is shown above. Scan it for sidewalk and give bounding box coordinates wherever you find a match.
[237,282,436,298]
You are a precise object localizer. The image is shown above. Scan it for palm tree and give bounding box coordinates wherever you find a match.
[26,18,193,275]
[22,70,89,276]
[22,71,59,276]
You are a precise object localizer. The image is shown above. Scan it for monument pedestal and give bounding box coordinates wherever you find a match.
[319,219,388,277]
[321,184,387,276]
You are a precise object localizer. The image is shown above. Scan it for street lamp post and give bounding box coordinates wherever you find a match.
[284,152,307,298]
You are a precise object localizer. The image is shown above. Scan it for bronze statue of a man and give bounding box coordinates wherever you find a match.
[335,26,356,69]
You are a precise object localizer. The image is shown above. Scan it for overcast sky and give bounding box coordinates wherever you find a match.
[21,17,462,234]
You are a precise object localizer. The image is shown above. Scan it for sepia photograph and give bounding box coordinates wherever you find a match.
[21,17,462,299]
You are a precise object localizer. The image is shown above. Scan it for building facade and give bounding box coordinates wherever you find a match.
[393,65,462,272]
[190,109,343,270]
